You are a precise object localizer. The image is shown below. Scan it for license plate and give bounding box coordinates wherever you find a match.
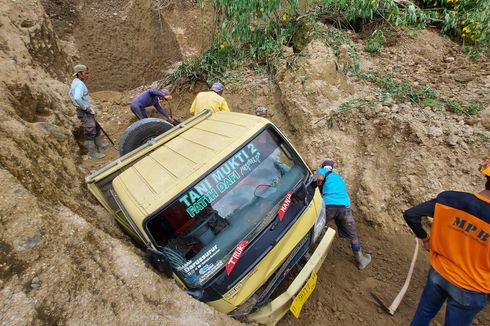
[290,271,318,318]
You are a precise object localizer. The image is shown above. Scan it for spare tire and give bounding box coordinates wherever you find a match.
[119,118,174,156]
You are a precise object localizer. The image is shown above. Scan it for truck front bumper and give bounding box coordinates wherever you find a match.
[246,227,336,325]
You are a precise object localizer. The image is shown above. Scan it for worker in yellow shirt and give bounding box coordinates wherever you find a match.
[189,82,230,115]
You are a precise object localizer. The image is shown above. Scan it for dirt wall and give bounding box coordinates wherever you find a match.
[43,0,214,91]
[0,1,239,325]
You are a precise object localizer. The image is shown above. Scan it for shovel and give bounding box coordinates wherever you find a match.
[372,237,419,315]
[162,96,182,126]
[96,121,115,146]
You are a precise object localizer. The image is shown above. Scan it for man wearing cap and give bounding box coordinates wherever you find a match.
[255,106,269,118]
[189,82,230,115]
[130,88,174,122]
[314,158,372,269]
[68,64,108,159]
[403,157,489,325]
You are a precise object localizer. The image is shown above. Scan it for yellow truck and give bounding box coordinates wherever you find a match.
[86,110,335,324]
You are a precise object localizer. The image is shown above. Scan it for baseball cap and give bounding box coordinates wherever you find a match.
[255,106,268,116]
[211,82,224,93]
[321,158,334,170]
[72,64,88,77]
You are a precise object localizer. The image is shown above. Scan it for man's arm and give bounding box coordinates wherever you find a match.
[149,88,165,97]
[72,83,88,109]
[154,101,170,119]
[403,198,436,239]
[220,99,230,112]
[190,97,197,115]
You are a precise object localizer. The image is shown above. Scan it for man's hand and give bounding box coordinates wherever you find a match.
[87,107,95,115]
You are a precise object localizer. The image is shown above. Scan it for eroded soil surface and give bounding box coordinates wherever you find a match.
[1,0,488,325]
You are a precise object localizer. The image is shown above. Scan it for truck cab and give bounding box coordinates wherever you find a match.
[86,110,335,324]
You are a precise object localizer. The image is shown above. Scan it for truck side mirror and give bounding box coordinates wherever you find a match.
[146,247,173,278]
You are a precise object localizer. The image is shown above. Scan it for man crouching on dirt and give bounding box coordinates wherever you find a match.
[403,157,490,326]
[130,88,175,123]
[68,64,108,159]
[315,158,372,269]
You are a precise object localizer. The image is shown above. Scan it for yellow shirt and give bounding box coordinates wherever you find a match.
[189,91,230,115]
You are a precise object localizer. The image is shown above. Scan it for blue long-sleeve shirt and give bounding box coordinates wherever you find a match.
[316,168,351,207]
[131,88,169,118]
[68,78,90,110]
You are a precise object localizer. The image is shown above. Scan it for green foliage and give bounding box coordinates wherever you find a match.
[443,98,485,115]
[464,100,485,114]
[323,71,486,128]
[318,0,431,28]
[162,44,235,89]
[359,71,486,115]
[461,46,485,59]
[163,0,301,86]
[162,0,488,87]
[418,0,490,49]
[211,0,300,70]
[446,99,463,113]
[365,29,384,53]
[317,0,488,53]
[361,72,419,102]
[318,96,376,129]
[408,86,437,103]
[421,98,445,109]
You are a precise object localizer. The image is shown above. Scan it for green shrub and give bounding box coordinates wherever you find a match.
[365,29,384,53]
[162,44,235,89]
[418,0,489,48]
[163,0,488,86]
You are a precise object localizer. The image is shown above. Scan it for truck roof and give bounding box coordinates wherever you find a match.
[112,112,269,227]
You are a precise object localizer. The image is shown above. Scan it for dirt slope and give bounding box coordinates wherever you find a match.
[0,1,238,325]
[42,0,214,91]
[1,0,489,325]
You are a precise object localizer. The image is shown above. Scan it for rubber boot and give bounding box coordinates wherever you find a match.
[94,136,109,151]
[354,250,372,270]
[85,140,105,159]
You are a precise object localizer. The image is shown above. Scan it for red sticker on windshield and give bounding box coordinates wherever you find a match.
[278,192,293,221]
[226,240,249,276]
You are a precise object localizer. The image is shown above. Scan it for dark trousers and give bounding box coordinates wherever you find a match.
[325,205,359,241]
[130,104,148,120]
[76,108,100,141]
[411,267,487,326]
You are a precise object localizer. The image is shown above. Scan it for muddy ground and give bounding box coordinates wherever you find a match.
[0,0,488,325]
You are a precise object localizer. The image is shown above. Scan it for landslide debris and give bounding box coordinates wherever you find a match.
[1,0,489,325]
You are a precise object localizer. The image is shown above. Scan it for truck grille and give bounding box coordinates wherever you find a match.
[254,231,312,308]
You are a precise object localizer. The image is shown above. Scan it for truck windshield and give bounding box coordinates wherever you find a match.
[145,128,308,288]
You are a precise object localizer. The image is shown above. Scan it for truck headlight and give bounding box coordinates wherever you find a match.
[312,202,326,243]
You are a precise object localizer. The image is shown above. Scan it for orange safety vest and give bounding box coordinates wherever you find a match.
[430,191,490,293]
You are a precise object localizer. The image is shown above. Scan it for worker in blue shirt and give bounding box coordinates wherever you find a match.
[130,88,175,123]
[68,64,108,159]
[315,158,372,269]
